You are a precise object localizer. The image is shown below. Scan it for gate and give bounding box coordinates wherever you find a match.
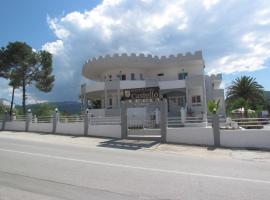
[121,99,167,142]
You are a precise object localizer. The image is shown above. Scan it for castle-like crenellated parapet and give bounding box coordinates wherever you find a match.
[88,50,203,64]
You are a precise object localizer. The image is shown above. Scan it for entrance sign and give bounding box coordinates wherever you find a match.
[123,87,160,100]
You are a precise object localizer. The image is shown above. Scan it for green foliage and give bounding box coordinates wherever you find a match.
[0,41,55,114]
[226,76,264,105]
[0,104,6,115]
[226,76,265,117]
[27,103,54,117]
[208,99,220,114]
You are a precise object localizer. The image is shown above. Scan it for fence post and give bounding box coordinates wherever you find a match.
[52,108,59,134]
[1,111,8,131]
[160,99,168,143]
[84,109,89,136]
[121,101,127,139]
[25,109,32,132]
[212,114,220,147]
[180,107,186,124]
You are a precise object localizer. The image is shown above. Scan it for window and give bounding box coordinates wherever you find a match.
[121,74,126,80]
[140,73,144,80]
[191,95,201,106]
[108,98,112,109]
[157,73,164,77]
[131,73,135,80]
[116,74,121,80]
[109,75,112,81]
[178,73,188,80]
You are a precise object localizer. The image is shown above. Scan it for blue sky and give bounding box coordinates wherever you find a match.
[0,0,270,104]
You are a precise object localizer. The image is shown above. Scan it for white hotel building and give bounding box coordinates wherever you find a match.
[81,51,225,118]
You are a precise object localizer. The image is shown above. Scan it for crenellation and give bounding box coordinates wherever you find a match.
[105,54,111,59]
[139,53,145,58]
[87,50,203,64]
[113,53,119,58]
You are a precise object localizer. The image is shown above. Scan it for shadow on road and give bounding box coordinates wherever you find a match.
[98,139,159,150]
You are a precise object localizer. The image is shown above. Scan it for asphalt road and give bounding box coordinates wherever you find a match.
[0,132,270,200]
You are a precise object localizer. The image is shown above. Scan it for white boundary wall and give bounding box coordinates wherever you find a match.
[56,122,84,135]
[88,125,121,138]
[220,129,270,149]
[167,127,270,149]
[29,123,52,133]
[4,121,25,131]
[167,127,214,145]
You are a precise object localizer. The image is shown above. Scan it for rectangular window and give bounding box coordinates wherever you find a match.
[131,73,135,80]
[140,73,143,80]
[178,73,188,80]
[108,98,112,109]
[157,73,164,77]
[121,74,126,80]
[191,95,201,106]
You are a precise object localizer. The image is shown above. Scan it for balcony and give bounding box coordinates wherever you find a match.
[85,82,105,93]
[159,80,186,90]
[85,79,186,93]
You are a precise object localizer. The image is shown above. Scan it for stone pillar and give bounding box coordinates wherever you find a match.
[180,107,186,124]
[52,108,59,134]
[25,109,32,132]
[121,101,127,139]
[212,114,220,147]
[84,109,89,136]
[160,99,168,143]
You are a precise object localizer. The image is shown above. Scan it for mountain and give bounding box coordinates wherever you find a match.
[24,101,81,115]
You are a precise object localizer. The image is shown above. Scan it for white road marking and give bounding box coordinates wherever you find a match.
[0,147,269,184]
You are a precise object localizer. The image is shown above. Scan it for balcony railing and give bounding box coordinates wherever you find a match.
[84,79,186,93]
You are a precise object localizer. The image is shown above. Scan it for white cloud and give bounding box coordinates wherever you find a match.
[36,0,270,101]
[202,0,220,10]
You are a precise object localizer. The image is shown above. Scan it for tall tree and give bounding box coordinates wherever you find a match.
[8,71,21,116]
[0,41,55,114]
[226,76,264,116]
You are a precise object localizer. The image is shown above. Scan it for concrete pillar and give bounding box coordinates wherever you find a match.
[1,111,8,131]
[160,99,168,143]
[25,109,32,132]
[52,108,59,134]
[34,115,38,123]
[121,101,127,139]
[155,108,159,125]
[212,114,220,147]
[180,107,186,124]
[11,113,16,121]
[203,113,207,122]
[84,109,89,136]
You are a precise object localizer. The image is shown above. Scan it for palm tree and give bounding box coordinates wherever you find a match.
[226,76,264,117]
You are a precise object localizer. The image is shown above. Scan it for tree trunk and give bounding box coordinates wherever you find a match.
[9,86,15,117]
[22,79,26,115]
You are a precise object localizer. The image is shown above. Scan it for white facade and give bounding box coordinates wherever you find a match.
[81,51,225,117]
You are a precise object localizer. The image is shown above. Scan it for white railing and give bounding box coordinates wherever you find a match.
[59,115,84,123]
[89,116,121,125]
[14,115,26,121]
[36,116,53,123]
[231,117,270,129]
